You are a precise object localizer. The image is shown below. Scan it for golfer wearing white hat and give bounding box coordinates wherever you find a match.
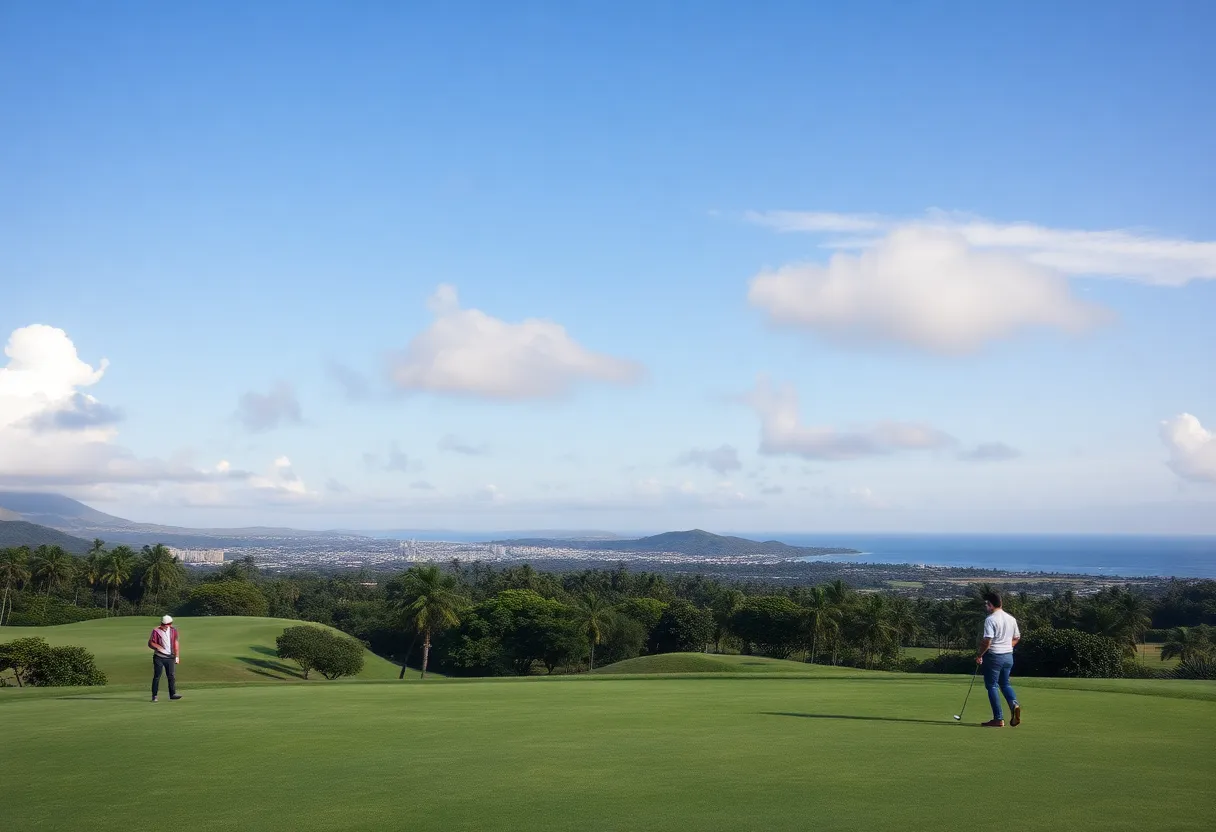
[148,615,182,702]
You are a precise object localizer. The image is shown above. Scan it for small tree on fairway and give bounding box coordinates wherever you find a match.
[276,625,366,680]
[387,565,466,679]
[277,626,327,679]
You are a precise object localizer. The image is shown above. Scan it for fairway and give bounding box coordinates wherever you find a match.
[3,675,1213,832]
[2,616,402,684]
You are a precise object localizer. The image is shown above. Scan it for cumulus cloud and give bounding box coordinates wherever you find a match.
[388,285,643,399]
[958,442,1021,462]
[748,226,1107,353]
[1161,413,1216,483]
[26,392,124,432]
[236,383,302,432]
[747,210,1216,286]
[0,325,217,488]
[439,434,490,456]
[745,376,954,460]
[675,445,743,475]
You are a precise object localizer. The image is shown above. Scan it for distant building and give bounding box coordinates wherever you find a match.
[169,548,226,564]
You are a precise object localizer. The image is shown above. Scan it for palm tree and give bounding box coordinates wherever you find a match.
[387,565,466,679]
[1110,589,1154,659]
[799,585,839,665]
[851,594,898,669]
[101,546,136,614]
[30,546,75,597]
[0,547,31,626]
[574,592,613,671]
[1160,627,1214,664]
[140,544,185,609]
[824,580,854,665]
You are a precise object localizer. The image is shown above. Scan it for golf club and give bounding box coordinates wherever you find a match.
[953,661,982,721]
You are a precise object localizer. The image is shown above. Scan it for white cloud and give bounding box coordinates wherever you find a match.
[0,325,219,487]
[388,285,643,399]
[745,376,955,460]
[676,445,742,475]
[748,226,1107,353]
[747,210,1216,286]
[1161,413,1216,484]
[236,383,302,432]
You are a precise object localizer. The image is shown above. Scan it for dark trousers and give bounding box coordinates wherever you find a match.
[152,654,177,697]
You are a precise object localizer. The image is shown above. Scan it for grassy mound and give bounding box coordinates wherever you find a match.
[594,652,831,675]
[0,616,401,684]
[1,674,1212,831]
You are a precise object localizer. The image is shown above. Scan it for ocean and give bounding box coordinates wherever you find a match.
[749,533,1216,579]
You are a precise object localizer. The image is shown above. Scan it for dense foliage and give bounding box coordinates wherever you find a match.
[1017,629,1125,678]
[0,636,106,687]
[3,540,1214,681]
[276,625,365,680]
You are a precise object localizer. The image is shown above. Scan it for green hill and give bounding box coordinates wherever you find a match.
[495,529,858,557]
[1,616,403,684]
[593,652,849,675]
[0,520,92,554]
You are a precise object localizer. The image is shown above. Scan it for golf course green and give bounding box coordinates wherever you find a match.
[2,625,1214,831]
[3,616,402,683]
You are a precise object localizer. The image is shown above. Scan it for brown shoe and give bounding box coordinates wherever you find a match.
[1011,705,1021,727]
[981,719,1005,727]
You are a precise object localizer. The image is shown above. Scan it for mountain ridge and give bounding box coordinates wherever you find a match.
[493,528,859,558]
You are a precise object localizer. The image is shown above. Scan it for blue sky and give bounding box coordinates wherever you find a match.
[2,2,1215,533]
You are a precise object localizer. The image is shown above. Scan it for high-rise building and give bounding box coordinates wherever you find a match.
[169,548,226,564]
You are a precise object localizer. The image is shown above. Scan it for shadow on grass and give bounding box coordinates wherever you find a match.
[762,711,977,727]
[235,656,304,680]
[249,645,279,658]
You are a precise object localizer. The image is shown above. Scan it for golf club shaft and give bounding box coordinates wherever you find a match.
[957,662,981,718]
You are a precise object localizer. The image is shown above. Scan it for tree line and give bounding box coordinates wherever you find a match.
[2,546,1213,679]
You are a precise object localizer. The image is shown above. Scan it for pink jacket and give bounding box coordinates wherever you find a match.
[148,627,179,657]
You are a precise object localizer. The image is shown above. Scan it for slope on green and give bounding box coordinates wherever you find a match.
[593,652,847,675]
[1,674,1213,832]
[1,616,401,684]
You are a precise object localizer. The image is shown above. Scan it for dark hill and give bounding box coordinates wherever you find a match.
[0,521,92,554]
[494,529,858,558]
[0,491,368,546]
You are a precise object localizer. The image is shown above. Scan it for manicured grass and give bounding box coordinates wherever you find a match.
[2,673,1213,832]
[0,616,403,684]
[593,652,835,675]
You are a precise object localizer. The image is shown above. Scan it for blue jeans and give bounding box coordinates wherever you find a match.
[983,652,1017,721]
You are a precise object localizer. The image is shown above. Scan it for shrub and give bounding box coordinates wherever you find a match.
[1017,629,1124,678]
[911,651,977,674]
[181,580,269,617]
[4,600,108,627]
[1173,658,1216,680]
[276,625,365,680]
[0,637,106,687]
[1120,659,1165,679]
[26,645,107,687]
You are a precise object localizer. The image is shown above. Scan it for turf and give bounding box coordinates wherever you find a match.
[2,673,1213,831]
[592,652,835,674]
[0,616,403,684]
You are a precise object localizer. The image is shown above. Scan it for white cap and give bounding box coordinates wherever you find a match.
[161,615,173,624]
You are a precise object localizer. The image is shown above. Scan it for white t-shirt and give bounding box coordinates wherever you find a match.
[155,627,174,656]
[983,609,1020,654]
